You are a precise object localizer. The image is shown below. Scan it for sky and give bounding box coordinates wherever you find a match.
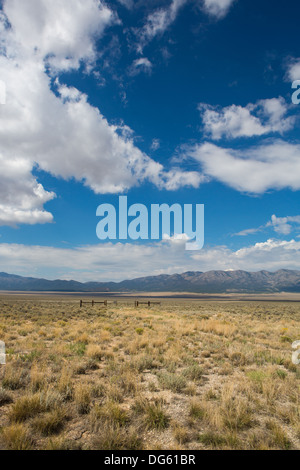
[0,0,300,282]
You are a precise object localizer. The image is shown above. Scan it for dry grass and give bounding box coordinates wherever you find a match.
[0,297,299,450]
[0,423,33,450]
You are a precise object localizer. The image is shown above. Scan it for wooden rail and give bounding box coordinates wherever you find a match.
[134,301,161,307]
[79,300,161,308]
[80,300,110,307]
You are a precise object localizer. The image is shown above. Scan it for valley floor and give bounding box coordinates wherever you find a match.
[0,297,299,450]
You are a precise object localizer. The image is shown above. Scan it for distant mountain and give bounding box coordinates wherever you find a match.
[0,269,300,293]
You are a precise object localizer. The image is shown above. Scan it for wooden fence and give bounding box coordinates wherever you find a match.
[80,300,161,308]
[134,301,161,307]
[80,300,111,307]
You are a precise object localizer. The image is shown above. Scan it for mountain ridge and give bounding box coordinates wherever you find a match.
[0,269,300,293]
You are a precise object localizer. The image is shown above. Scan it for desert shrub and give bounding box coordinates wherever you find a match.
[1,424,33,450]
[198,432,227,448]
[9,394,44,422]
[157,372,187,393]
[32,409,67,436]
[182,365,203,381]
[266,420,292,450]
[2,365,28,390]
[74,384,91,415]
[57,370,73,401]
[0,387,13,406]
[189,401,205,420]
[69,342,86,357]
[133,397,169,430]
[90,402,129,430]
[46,437,83,450]
[135,328,144,335]
[92,423,142,450]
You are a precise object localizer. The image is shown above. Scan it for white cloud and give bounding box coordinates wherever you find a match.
[188,140,300,193]
[192,238,300,273]
[3,0,115,72]
[286,58,300,82]
[234,214,300,238]
[268,215,300,235]
[135,0,188,52]
[0,61,200,195]
[0,239,192,281]
[199,104,266,140]
[1,238,300,281]
[117,0,134,9]
[159,169,205,190]
[134,0,236,52]
[0,0,202,226]
[202,0,236,19]
[199,97,295,140]
[151,139,161,151]
[130,57,153,75]
[0,155,55,226]
[257,98,295,133]
[234,227,263,237]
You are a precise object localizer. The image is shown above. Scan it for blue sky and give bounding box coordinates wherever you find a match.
[0,0,300,281]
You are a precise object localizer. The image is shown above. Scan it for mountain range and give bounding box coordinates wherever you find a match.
[0,269,300,293]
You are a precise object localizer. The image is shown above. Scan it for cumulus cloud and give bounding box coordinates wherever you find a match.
[192,239,300,273]
[286,58,300,82]
[156,168,205,190]
[0,155,55,226]
[234,214,300,238]
[199,97,295,140]
[202,0,236,19]
[3,0,115,72]
[267,215,300,235]
[0,0,201,226]
[188,140,300,193]
[0,239,192,281]
[0,238,300,281]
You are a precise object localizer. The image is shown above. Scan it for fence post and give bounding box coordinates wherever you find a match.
[92,300,94,307]
[104,300,107,307]
[80,300,83,308]
[148,301,151,307]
